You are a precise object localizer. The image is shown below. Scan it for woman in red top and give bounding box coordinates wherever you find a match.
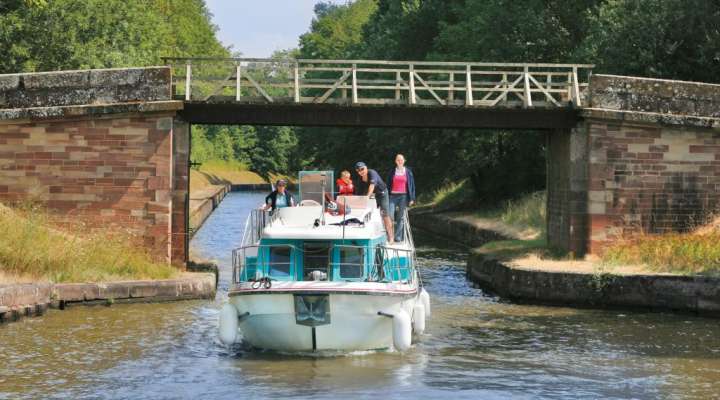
[336,170,354,196]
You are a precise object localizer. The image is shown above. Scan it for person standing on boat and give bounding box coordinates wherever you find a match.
[354,161,394,243]
[263,179,296,212]
[336,170,354,197]
[386,154,416,242]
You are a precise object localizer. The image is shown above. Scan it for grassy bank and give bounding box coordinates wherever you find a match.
[0,203,177,283]
[602,229,720,275]
[190,160,268,193]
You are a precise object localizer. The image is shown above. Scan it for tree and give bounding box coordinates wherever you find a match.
[579,0,720,83]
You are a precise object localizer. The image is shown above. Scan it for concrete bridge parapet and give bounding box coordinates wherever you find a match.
[549,74,720,255]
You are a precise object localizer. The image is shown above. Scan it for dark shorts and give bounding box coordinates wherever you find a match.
[376,191,390,216]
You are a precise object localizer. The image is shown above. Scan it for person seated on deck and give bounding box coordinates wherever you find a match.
[262,179,296,213]
[336,170,354,197]
[353,161,395,244]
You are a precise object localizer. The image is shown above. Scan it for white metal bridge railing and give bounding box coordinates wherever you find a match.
[162,57,594,108]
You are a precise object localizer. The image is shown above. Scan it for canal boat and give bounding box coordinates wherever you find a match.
[218,171,430,352]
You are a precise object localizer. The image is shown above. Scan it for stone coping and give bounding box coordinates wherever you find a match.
[589,74,720,119]
[0,100,184,122]
[467,253,720,316]
[0,273,216,323]
[0,66,172,109]
[581,107,720,129]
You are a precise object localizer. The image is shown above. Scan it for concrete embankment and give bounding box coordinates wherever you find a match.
[412,210,720,316]
[189,184,231,236]
[467,255,720,316]
[0,273,216,323]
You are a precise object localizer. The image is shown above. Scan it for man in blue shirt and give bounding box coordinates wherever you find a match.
[354,161,394,243]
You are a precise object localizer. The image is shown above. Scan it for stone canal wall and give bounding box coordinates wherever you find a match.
[189,184,231,236]
[0,273,216,323]
[467,254,720,316]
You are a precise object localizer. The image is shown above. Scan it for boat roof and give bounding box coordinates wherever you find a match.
[263,195,387,240]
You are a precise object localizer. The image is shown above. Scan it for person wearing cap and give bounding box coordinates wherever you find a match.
[386,154,416,242]
[263,179,296,212]
[354,161,394,243]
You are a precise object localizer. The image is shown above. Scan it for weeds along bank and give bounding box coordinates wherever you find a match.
[0,203,176,284]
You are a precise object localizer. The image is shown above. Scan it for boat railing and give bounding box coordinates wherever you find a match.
[232,244,297,283]
[402,208,415,248]
[231,242,416,284]
[372,246,416,284]
[241,209,276,247]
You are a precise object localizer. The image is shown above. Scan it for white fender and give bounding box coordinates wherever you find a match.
[218,303,239,345]
[392,310,412,351]
[419,288,431,317]
[412,303,426,334]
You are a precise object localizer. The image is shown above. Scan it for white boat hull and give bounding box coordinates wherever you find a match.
[227,285,419,352]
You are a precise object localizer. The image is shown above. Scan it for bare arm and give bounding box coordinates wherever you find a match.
[366,183,375,196]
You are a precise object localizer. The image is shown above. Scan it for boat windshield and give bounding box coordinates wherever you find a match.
[299,171,334,204]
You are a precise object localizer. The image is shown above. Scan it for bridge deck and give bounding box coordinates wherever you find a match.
[163,58,593,110]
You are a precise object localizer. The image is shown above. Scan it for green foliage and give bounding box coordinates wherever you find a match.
[0,0,228,73]
[299,0,377,59]
[498,191,547,234]
[579,0,720,83]
[425,179,474,210]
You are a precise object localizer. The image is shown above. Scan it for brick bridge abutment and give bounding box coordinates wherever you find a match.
[549,75,720,254]
[1,67,719,266]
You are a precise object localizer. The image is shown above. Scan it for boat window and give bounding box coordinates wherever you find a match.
[303,242,330,281]
[268,246,292,278]
[338,247,364,279]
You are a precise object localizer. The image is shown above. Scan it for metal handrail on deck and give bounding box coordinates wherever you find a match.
[162,57,593,108]
[231,242,416,284]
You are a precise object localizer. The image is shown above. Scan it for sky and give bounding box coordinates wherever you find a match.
[205,0,350,58]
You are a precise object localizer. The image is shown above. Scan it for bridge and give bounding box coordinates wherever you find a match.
[165,58,592,128]
[0,59,719,266]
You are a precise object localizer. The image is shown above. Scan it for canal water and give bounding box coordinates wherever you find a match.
[1,192,719,399]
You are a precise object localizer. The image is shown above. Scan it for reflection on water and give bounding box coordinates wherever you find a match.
[1,192,719,399]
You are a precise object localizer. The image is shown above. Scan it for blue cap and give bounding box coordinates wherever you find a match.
[354,161,367,169]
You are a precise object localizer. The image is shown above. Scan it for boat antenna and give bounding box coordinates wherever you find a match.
[320,173,326,226]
